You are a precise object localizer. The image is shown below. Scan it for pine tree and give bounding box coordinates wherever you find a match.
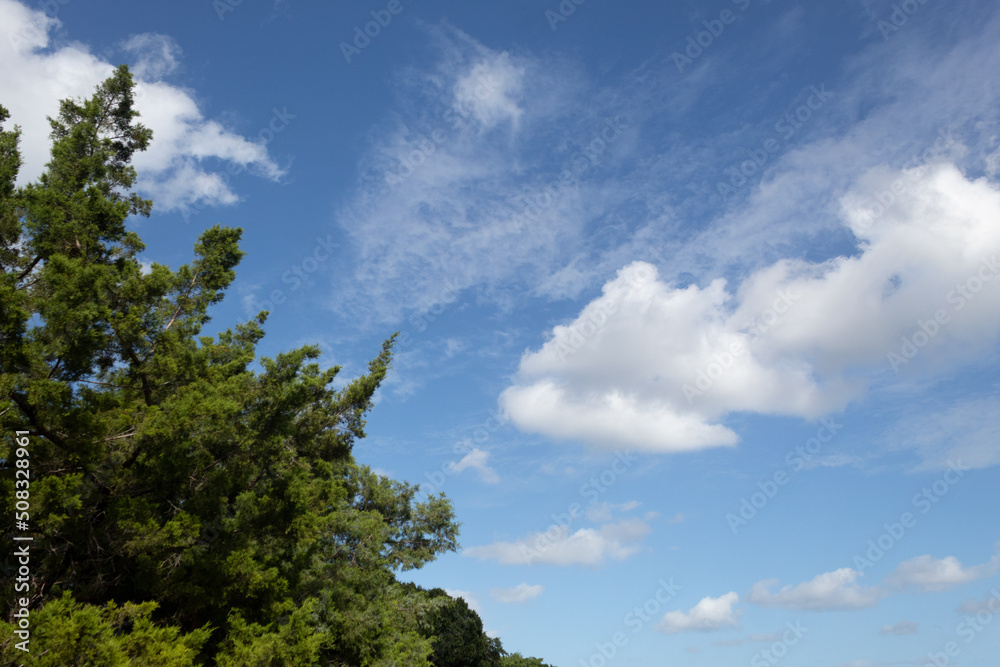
[0,65,469,665]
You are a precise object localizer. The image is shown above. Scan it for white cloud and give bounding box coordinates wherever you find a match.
[491,583,543,604]
[713,638,744,647]
[325,8,1000,357]
[329,25,602,325]
[453,51,524,129]
[955,590,1000,615]
[658,592,741,634]
[0,0,283,213]
[463,517,650,567]
[121,33,180,81]
[501,164,1000,453]
[887,550,1000,592]
[884,397,1000,472]
[747,568,885,610]
[584,500,642,522]
[879,621,918,636]
[447,448,500,484]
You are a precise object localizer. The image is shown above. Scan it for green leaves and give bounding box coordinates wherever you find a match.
[0,592,211,666]
[501,654,557,667]
[423,588,504,667]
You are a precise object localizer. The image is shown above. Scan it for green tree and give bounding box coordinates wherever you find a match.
[420,587,504,667]
[0,65,467,665]
[500,653,556,667]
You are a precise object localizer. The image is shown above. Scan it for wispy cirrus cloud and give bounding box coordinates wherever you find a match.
[328,23,637,326]
[120,32,181,81]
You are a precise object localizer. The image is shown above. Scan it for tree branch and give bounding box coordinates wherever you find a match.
[9,393,68,452]
[15,254,42,282]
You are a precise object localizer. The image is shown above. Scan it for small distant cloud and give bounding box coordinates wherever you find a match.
[448,448,500,484]
[442,338,465,358]
[491,583,544,604]
[658,592,741,634]
[879,621,918,636]
[956,590,1000,615]
[463,518,651,567]
[585,500,642,522]
[747,568,885,611]
[121,33,181,81]
[887,550,1000,592]
[713,638,743,647]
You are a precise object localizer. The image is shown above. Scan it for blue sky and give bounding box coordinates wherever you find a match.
[3,0,1000,664]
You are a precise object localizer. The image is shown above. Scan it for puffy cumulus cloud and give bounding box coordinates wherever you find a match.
[500,163,1000,453]
[0,0,283,212]
[747,568,885,611]
[453,51,525,129]
[491,583,543,604]
[879,621,918,635]
[127,82,286,212]
[886,550,1000,592]
[462,517,650,567]
[121,33,181,81]
[447,448,500,484]
[658,592,741,634]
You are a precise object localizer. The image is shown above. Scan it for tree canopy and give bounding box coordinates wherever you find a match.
[0,66,553,666]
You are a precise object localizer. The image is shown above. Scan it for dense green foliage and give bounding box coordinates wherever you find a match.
[500,654,556,667]
[0,66,554,666]
[422,588,504,667]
